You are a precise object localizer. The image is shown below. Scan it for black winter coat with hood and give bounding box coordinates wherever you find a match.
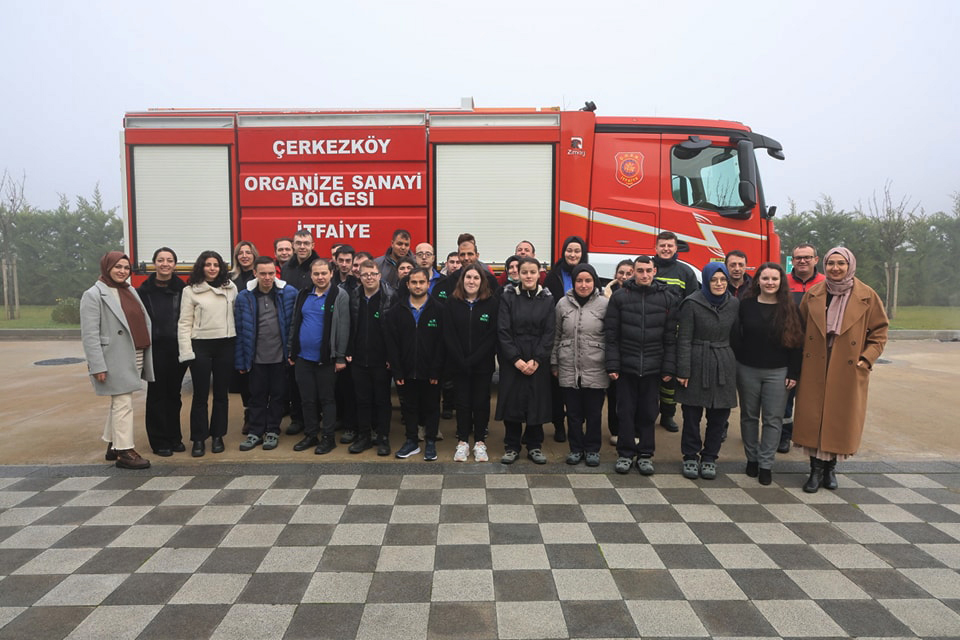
[604,278,679,378]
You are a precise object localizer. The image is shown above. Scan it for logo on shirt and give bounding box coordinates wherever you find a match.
[479,313,490,323]
[427,318,438,328]
[374,311,380,319]
[438,291,447,299]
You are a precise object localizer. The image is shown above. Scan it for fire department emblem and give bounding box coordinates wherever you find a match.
[615,152,644,188]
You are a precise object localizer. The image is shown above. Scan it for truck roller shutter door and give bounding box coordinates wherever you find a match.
[132,145,231,264]
[435,144,554,265]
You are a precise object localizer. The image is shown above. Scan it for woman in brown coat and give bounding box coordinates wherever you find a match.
[794,247,888,492]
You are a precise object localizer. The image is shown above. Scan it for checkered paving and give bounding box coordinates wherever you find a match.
[1,465,959,639]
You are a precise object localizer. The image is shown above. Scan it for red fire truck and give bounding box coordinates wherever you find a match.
[121,99,784,278]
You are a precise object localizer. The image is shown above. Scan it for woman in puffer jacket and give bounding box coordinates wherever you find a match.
[551,264,608,467]
[178,250,237,457]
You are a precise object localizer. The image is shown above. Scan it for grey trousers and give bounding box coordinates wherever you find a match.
[737,364,789,470]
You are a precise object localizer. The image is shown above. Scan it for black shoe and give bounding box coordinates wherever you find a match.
[211,437,225,453]
[720,421,729,443]
[105,442,117,461]
[553,426,566,443]
[340,430,356,444]
[348,435,373,454]
[441,408,454,420]
[191,440,205,457]
[172,442,186,453]
[153,448,173,457]
[376,437,391,457]
[758,468,773,486]
[777,437,791,454]
[315,436,336,455]
[660,415,679,432]
[745,460,759,477]
[822,459,839,490]
[293,435,319,451]
[803,457,825,493]
[285,421,304,436]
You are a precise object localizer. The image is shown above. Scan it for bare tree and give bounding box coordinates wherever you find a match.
[0,170,28,320]
[863,181,917,318]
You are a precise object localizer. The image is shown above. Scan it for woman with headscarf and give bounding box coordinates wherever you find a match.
[178,250,238,457]
[675,262,739,480]
[551,263,609,467]
[734,262,804,485]
[543,235,588,443]
[793,247,888,492]
[80,251,154,469]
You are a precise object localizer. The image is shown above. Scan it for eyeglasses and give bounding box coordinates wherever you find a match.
[360,272,380,278]
[793,255,815,262]
[415,252,434,258]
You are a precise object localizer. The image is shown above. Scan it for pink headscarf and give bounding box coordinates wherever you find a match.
[824,246,856,339]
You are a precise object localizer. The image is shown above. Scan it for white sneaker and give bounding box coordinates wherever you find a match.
[473,441,488,462]
[453,441,469,462]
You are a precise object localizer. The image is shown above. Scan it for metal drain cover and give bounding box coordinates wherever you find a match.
[34,357,85,366]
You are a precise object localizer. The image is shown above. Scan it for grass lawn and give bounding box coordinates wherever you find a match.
[888,306,960,330]
[0,306,79,329]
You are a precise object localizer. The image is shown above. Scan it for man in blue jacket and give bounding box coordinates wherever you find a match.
[234,257,298,451]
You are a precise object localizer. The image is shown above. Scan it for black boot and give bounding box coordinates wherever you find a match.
[822,458,838,490]
[553,423,566,443]
[803,457,824,493]
[348,434,373,454]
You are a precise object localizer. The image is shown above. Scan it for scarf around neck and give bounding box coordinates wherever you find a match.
[98,251,151,349]
[823,246,857,338]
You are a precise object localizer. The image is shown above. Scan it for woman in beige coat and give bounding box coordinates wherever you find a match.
[178,250,237,457]
[794,247,888,492]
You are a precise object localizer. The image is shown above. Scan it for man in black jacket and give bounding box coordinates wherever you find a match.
[605,255,679,476]
[385,267,445,461]
[346,260,398,456]
[651,231,697,433]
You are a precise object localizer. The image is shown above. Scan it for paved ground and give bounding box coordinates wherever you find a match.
[1,339,958,638]
[1,465,959,639]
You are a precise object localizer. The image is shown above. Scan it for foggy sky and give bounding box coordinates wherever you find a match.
[2,0,958,218]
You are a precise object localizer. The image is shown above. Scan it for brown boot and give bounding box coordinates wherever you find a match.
[115,449,150,470]
[105,442,118,461]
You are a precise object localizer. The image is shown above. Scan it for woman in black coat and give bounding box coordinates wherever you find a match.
[137,247,188,457]
[542,235,588,443]
[495,257,555,465]
[442,264,499,463]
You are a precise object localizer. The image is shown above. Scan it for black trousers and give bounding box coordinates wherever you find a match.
[286,366,303,424]
[247,362,287,436]
[680,405,731,463]
[504,421,543,453]
[563,386,605,454]
[353,364,392,439]
[295,358,337,438]
[550,374,566,433]
[454,371,492,443]
[615,373,660,458]
[335,363,357,430]
[606,381,619,436]
[398,379,440,441]
[145,338,187,451]
[188,337,234,441]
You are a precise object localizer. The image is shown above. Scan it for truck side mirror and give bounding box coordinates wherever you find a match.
[737,139,757,209]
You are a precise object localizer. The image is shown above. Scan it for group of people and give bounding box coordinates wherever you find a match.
[80,229,888,492]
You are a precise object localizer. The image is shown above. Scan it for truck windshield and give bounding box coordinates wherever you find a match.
[671,146,746,211]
